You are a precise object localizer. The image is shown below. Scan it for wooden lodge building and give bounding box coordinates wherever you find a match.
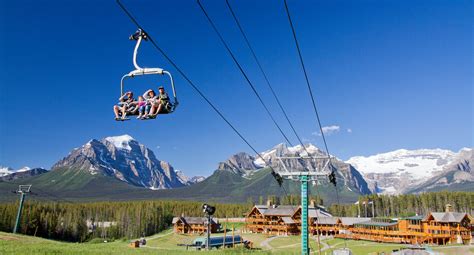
[172,217,219,234]
[245,202,473,245]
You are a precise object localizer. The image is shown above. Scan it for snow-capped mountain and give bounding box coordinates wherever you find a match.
[175,170,206,185]
[0,167,14,177]
[1,168,48,181]
[346,148,472,194]
[52,135,192,190]
[218,143,371,195]
[406,148,473,193]
[0,166,33,177]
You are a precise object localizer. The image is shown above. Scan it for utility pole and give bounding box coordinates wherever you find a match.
[13,185,32,234]
[277,156,333,255]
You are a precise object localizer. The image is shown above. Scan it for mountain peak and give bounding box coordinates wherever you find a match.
[52,135,193,190]
[104,134,135,150]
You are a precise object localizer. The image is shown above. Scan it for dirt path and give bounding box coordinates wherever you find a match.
[146,231,173,241]
[260,235,280,250]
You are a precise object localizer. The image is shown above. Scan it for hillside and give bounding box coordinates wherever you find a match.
[0,167,361,204]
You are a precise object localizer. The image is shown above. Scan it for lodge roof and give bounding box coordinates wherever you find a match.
[339,217,372,226]
[282,217,295,224]
[424,212,468,223]
[172,217,217,225]
[308,207,333,218]
[262,206,295,216]
[253,204,333,217]
[403,215,424,221]
[315,217,339,225]
[354,220,398,227]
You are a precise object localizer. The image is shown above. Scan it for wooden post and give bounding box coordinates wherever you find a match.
[223,219,227,249]
[240,227,243,246]
[232,223,235,248]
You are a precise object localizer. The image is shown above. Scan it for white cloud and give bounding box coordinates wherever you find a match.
[347,128,352,133]
[156,145,161,149]
[312,125,341,136]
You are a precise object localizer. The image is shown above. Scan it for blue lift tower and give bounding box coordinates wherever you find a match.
[277,156,333,255]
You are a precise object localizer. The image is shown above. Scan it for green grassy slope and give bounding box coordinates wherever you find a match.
[4,231,469,255]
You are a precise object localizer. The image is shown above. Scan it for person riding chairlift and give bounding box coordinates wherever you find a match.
[113,91,136,120]
[142,89,157,119]
[148,86,170,118]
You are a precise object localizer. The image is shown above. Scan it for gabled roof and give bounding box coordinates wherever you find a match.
[424,212,468,223]
[262,205,295,216]
[282,217,295,224]
[251,205,271,216]
[339,217,371,226]
[315,217,339,225]
[308,208,333,218]
[172,217,217,225]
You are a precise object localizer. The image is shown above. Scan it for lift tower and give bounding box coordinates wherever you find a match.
[277,156,333,255]
[13,185,32,234]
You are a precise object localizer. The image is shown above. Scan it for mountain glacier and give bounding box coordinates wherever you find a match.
[346,148,473,194]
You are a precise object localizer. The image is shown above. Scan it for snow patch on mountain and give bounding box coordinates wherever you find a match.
[0,166,33,177]
[16,167,31,173]
[347,148,456,179]
[0,167,14,177]
[346,148,469,194]
[104,135,135,150]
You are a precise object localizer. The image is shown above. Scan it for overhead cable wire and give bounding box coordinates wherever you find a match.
[115,0,284,186]
[196,1,307,225]
[224,0,316,159]
[283,0,347,250]
[197,0,294,148]
[282,0,333,166]
[222,2,327,252]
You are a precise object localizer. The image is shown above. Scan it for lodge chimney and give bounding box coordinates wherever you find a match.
[445,204,453,212]
[266,200,272,207]
[310,199,316,208]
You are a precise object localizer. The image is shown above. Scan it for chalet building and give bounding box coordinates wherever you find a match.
[244,202,473,245]
[172,217,219,234]
[313,217,371,236]
[419,211,471,244]
[245,200,332,236]
[336,205,472,245]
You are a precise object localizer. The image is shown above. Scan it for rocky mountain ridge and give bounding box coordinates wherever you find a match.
[52,135,201,190]
[218,143,371,195]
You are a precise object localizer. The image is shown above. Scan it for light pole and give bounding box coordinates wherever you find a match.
[202,204,216,250]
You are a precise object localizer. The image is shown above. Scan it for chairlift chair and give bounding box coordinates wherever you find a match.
[119,29,178,118]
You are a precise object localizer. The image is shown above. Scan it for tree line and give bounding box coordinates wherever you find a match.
[328,191,474,217]
[1,191,471,242]
[0,200,250,242]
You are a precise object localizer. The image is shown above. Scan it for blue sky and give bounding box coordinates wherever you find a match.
[0,0,472,177]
